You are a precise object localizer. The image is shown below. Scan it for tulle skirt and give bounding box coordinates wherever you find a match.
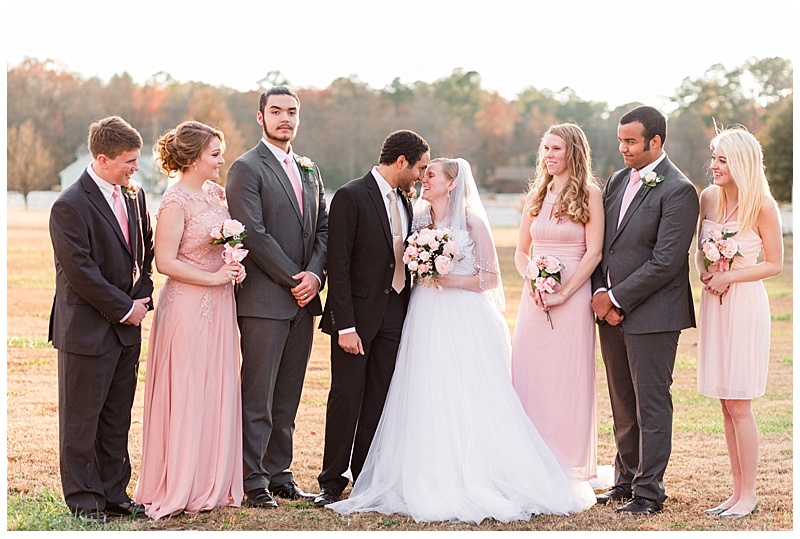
[328,284,596,523]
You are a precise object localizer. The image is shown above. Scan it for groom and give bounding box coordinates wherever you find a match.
[591,106,698,515]
[314,130,430,506]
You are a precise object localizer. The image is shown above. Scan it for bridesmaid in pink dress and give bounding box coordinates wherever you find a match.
[134,121,246,519]
[695,127,782,519]
[511,123,604,481]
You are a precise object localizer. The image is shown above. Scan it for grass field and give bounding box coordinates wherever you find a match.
[5,210,793,531]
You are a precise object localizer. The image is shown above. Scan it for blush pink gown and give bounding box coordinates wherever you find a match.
[511,193,597,481]
[134,181,243,519]
[697,217,771,399]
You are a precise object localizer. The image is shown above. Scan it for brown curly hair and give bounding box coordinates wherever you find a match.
[154,120,225,178]
[527,123,597,224]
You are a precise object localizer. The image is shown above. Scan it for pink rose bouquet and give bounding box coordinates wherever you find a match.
[210,219,249,266]
[403,227,459,283]
[526,254,565,329]
[701,227,741,304]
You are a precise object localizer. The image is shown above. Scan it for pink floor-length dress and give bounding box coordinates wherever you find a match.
[697,217,770,399]
[511,193,597,481]
[134,181,243,519]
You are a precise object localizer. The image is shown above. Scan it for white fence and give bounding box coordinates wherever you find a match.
[7,191,793,234]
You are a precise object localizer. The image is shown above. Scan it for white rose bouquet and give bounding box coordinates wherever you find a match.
[210,219,249,265]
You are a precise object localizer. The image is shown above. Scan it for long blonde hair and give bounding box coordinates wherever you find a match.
[710,127,773,234]
[527,123,597,223]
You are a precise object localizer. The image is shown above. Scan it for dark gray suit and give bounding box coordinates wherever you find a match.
[226,141,327,491]
[591,156,698,502]
[48,170,154,515]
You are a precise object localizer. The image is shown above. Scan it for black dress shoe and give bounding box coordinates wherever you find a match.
[243,488,279,509]
[75,509,107,525]
[313,487,341,507]
[615,496,664,515]
[106,500,147,518]
[596,485,632,505]
[270,481,316,501]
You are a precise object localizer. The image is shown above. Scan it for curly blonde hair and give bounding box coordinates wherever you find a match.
[526,123,597,223]
[154,120,225,178]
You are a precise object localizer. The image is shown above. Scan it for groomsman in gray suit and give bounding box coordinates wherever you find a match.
[591,106,698,515]
[226,86,328,508]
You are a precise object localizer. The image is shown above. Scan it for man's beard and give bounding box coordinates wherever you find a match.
[262,121,296,143]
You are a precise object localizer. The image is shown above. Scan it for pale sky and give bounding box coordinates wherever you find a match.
[5,0,795,111]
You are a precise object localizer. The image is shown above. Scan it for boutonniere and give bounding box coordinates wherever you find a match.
[641,171,665,188]
[124,179,140,199]
[296,156,315,173]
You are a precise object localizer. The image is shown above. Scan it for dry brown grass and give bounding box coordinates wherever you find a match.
[6,210,793,531]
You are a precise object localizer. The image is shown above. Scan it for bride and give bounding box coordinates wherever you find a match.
[327,158,596,524]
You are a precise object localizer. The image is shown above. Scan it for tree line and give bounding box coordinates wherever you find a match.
[6,57,793,203]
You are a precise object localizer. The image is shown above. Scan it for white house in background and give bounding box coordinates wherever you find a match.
[59,147,164,194]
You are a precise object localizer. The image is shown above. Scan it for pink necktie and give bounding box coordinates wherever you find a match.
[284,156,304,216]
[112,186,130,247]
[617,169,641,227]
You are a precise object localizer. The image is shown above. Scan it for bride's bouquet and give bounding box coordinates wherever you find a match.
[403,227,459,282]
[526,254,565,329]
[210,219,249,265]
[700,227,741,304]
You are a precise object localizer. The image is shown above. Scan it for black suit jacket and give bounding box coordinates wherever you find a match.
[320,171,412,342]
[48,170,154,355]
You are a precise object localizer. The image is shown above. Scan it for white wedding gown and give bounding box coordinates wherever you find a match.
[328,228,596,524]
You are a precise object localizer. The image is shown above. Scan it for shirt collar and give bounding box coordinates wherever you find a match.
[371,166,396,199]
[86,162,117,199]
[636,151,667,177]
[261,138,294,164]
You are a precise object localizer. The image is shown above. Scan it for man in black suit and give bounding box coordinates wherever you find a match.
[226,87,328,508]
[48,116,154,523]
[591,106,698,515]
[315,130,430,507]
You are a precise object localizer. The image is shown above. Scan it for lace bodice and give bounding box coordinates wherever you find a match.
[157,181,230,272]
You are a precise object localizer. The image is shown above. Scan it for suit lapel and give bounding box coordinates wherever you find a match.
[259,144,303,222]
[612,159,670,242]
[365,173,393,246]
[81,173,131,253]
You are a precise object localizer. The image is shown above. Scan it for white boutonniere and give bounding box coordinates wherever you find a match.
[641,171,665,188]
[296,156,315,173]
[124,179,140,199]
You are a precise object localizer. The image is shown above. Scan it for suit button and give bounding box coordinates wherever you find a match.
[384,289,390,295]
[304,233,309,238]
[609,249,615,254]
[389,263,395,269]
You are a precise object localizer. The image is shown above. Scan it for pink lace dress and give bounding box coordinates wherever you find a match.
[697,214,771,399]
[134,181,243,519]
[511,192,597,481]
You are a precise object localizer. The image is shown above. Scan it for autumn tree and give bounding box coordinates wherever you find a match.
[760,95,793,202]
[8,120,57,204]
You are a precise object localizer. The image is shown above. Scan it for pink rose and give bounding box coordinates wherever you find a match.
[702,240,721,262]
[443,240,459,256]
[418,250,431,262]
[719,238,739,259]
[526,260,538,280]
[544,256,562,274]
[210,228,224,240]
[222,219,245,238]
[416,228,435,246]
[434,255,454,275]
[408,260,419,272]
[534,276,555,294]
[417,262,430,275]
[428,239,440,251]
[710,229,723,242]
[405,245,419,258]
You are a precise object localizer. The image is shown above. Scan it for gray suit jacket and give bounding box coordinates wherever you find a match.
[226,142,328,319]
[591,156,698,334]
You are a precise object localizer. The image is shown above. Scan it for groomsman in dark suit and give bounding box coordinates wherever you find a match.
[315,130,430,506]
[48,116,154,523]
[591,106,699,515]
[226,87,328,508]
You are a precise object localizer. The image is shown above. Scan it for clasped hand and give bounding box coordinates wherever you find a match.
[700,270,731,296]
[291,271,318,307]
[591,291,624,326]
